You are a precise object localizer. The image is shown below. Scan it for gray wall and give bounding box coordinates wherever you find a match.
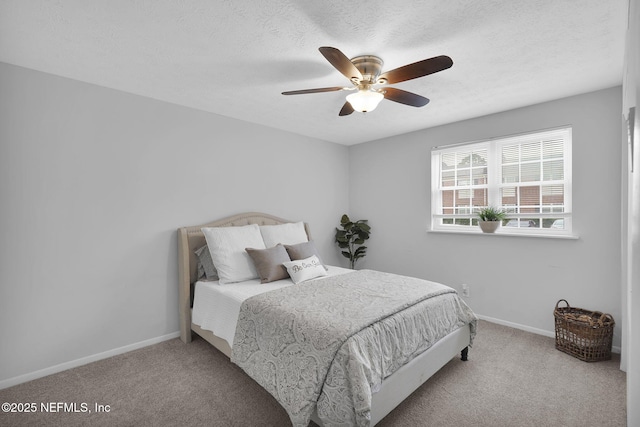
[349,87,623,346]
[0,63,349,384]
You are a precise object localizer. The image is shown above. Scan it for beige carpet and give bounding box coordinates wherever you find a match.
[0,320,626,426]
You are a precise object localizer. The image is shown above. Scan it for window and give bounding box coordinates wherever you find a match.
[431,127,572,235]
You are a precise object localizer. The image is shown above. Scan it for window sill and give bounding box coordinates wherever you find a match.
[427,229,579,240]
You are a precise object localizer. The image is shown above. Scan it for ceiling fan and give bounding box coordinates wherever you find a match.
[282,46,453,116]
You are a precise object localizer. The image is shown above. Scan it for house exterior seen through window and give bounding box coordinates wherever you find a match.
[430,127,572,236]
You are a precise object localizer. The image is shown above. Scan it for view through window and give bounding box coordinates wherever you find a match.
[431,127,572,235]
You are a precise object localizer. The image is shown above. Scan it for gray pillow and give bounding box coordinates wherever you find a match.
[245,245,292,283]
[195,245,218,281]
[284,240,328,270]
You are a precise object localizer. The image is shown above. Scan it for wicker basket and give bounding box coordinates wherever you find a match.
[553,299,615,362]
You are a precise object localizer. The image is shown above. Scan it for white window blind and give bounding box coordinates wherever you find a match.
[431,127,572,235]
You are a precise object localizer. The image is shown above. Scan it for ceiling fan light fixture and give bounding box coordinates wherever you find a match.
[346,90,384,113]
[282,47,453,116]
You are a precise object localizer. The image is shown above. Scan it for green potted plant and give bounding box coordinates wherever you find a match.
[476,206,507,233]
[335,214,370,269]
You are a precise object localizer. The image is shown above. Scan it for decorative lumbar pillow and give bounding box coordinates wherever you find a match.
[282,255,328,284]
[259,222,308,248]
[284,240,327,270]
[195,245,218,281]
[246,245,292,283]
[201,224,266,284]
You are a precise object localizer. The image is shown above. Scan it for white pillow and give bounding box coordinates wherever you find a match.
[260,222,308,247]
[282,255,328,284]
[202,224,266,284]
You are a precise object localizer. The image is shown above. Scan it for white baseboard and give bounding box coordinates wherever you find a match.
[0,331,181,390]
[477,314,621,354]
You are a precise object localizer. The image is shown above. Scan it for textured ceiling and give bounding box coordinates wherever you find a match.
[0,0,628,145]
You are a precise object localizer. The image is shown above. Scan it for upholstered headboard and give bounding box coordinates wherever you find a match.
[177,212,311,343]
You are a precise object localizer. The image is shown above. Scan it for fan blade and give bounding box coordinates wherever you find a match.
[339,102,354,116]
[282,86,345,95]
[319,47,363,82]
[378,55,453,84]
[383,87,430,107]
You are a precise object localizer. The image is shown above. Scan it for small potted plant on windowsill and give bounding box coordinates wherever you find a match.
[477,206,507,233]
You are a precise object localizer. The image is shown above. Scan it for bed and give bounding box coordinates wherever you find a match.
[178,212,476,426]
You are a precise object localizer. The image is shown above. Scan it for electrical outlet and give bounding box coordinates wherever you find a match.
[461,284,470,297]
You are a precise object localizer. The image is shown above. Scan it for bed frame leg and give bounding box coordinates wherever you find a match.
[461,347,469,361]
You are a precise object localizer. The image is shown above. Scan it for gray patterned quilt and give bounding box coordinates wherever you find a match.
[230,269,477,427]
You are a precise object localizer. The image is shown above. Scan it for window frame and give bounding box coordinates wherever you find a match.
[430,127,573,236]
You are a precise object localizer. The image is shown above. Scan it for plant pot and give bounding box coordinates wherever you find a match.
[479,220,501,233]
